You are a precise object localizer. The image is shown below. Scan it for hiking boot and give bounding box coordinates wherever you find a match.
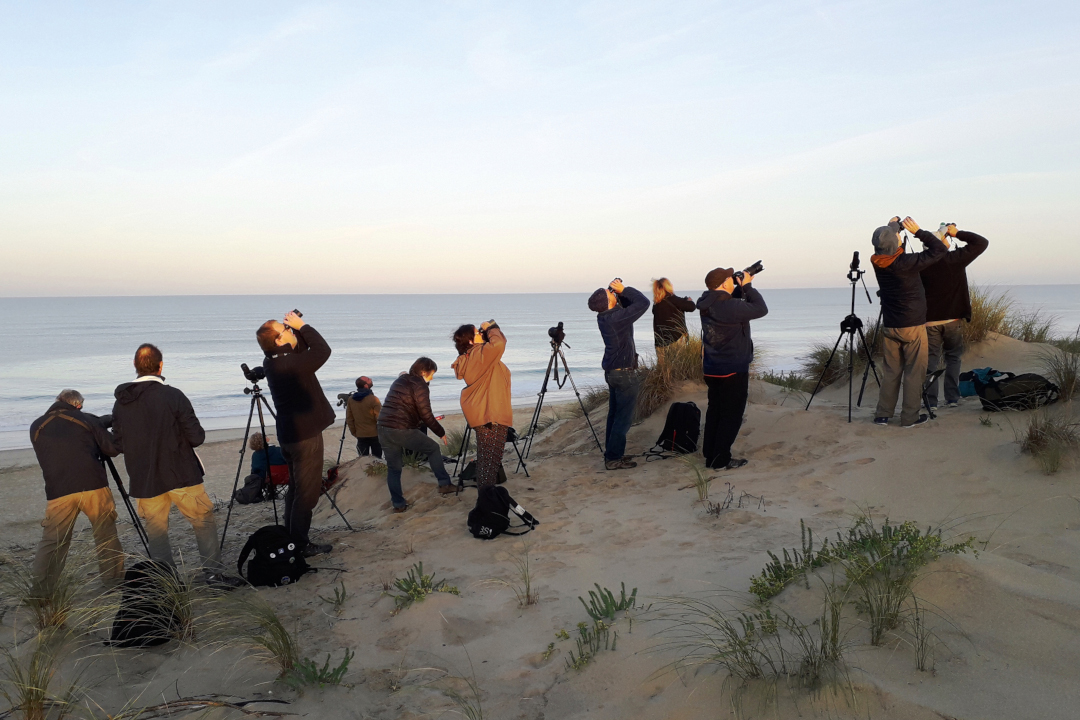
[724,458,749,471]
[872,417,889,426]
[393,505,408,513]
[437,485,455,495]
[302,542,333,558]
[945,400,961,408]
[902,414,930,428]
[605,457,637,470]
[204,572,245,591]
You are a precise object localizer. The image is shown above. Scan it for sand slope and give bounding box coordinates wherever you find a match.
[1,332,1077,719]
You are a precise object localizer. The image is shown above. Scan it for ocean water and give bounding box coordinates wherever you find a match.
[2,285,1077,450]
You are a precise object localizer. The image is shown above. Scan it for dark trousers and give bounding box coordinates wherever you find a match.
[925,321,964,406]
[378,426,452,509]
[703,373,749,469]
[604,369,640,461]
[356,436,383,459]
[280,434,324,549]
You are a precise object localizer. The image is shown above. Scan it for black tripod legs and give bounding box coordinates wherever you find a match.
[104,457,150,557]
[805,331,846,411]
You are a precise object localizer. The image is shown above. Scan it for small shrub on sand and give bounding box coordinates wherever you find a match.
[565,619,617,671]
[218,591,299,676]
[1001,307,1056,343]
[0,549,98,632]
[391,562,459,614]
[0,628,84,720]
[1040,339,1080,401]
[963,285,1011,344]
[758,369,812,394]
[635,335,705,421]
[568,386,609,418]
[284,649,354,689]
[401,450,428,472]
[579,583,637,622]
[445,427,474,457]
[1016,408,1079,475]
[364,460,388,476]
[1050,327,1080,354]
[798,318,881,388]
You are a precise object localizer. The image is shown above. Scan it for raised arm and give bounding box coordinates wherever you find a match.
[612,287,650,329]
[890,230,947,274]
[461,326,507,385]
[286,325,332,374]
[672,295,697,312]
[950,230,989,268]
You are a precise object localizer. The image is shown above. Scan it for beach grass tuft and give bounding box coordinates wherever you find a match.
[0,627,85,720]
[1040,336,1080,401]
[445,427,474,457]
[797,317,881,389]
[1016,408,1079,475]
[364,460,388,476]
[634,335,705,420]
[216,591,300,677]
[964,285,1012,344]
[1001,307,1056,343]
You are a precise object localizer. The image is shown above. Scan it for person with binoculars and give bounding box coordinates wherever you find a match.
[698,265,769,470]
[588,278,650,470]
[256,310,335,557]
[452,320,512,487]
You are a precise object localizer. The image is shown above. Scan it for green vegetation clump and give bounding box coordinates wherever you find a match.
[391,562,459,614]
[565,620,617,671]
[579,583,637,622]
[284,649,354,689]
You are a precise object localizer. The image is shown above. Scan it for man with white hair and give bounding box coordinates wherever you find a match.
[29,389,124,592]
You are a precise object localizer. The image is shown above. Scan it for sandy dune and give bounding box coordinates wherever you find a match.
[1,332,1077,719]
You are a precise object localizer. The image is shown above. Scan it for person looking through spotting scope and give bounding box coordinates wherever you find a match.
[347,376,382,459]
[256,311,335,558]
[452,320,512,488]
[870,217,947,428]
[113,344,241,588]
[698,267,768,470]
[29,389,124,593]
[920,224,989,410]
[588,278,649,470]
[377,357,454,512]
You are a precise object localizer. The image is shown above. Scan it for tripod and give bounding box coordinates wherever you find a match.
[104,457,151,556]
[856,296,884,408]
[451,424,531,488]
[805,253,881,422]
[519,336,603,468]
[219,374,355,553]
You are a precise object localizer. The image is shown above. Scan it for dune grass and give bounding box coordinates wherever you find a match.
[1040,334,1080,401]
[0,628,85,720]
[797,317,882,389]
[216,591,300,677]
[445,426,474,457]
[963,285,1013,344]
[634,335,704,421]
[1016,408,1079,475]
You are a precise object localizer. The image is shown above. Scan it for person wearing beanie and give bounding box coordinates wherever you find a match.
[870,217,947,428]
[697,266,768,470]
[346,376,383,458]
[919,225,989,410]
[590,278,649,470]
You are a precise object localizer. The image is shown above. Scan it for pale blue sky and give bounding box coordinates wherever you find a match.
[2,1,1078,295]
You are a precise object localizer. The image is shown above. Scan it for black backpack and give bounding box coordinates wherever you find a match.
[458,460,507,486]
[467,486,539,540]
[974,372,1059,411]
[237,525,311,587]
[109,560,182,648]
[646,402,701,459]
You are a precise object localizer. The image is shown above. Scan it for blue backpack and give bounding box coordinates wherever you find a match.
[958,367,1007,398]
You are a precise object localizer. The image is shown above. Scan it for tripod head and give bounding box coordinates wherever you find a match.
[846,251,874,305]
[241,363,267,395]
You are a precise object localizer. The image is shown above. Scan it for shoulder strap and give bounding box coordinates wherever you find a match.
[237,534,258,578]
[32,410,92,443]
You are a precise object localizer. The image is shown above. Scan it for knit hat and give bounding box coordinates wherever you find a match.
[872,222,902,255]
[588,288,610,312]
[704,267,734,290]
[356,376,373,389]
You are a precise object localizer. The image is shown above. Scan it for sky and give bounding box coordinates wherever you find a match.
[2,1,1078,296]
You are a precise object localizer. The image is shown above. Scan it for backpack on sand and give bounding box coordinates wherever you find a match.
[645,402,701,460]
[458,460,507,486]
[959,367,1007,398]
[467,486,539,540]
[974,372,1059,412]
[109,560,182,648]
[237,525,311,587]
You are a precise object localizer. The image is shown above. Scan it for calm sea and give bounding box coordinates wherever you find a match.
[2,286,1077,450]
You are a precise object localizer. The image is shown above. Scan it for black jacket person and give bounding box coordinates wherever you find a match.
[697,268,768,470]
[112,343,226,575]
[920,228,989,407]
[29,390,124,590]
[869,218,947,427]
[257,312,334,555]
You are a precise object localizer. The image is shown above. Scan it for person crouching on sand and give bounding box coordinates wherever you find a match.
[377,358,453,512]
[588,277,650,471]
[697,267,768,470]
[29,389,125,593]
[452,320,512,488]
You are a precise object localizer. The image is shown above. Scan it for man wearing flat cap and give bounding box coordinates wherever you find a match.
[589,278,649,470]
[869,217,947,428]
[697,267,768,470]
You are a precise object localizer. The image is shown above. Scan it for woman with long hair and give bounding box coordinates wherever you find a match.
[451,320,512,488]
[652,277,697,348]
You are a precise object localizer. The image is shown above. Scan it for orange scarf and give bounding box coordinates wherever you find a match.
[871,248,903,268]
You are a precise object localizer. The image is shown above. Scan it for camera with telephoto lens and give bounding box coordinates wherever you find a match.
[241,363,266,383]
[732,260,764,282]
[548,321,566,345]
